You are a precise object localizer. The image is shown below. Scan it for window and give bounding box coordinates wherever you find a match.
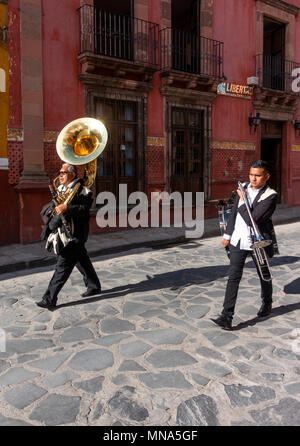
[94,98,139,200]
[94,0,132,60]
[171,107,206,195]
[263,18,286,90]
[171,0,200,74]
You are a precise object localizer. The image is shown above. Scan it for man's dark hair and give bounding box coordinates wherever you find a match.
[251,160,270,174]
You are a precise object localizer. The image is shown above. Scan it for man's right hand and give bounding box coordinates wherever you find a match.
[222,238,230,248]
[55,203,67,215]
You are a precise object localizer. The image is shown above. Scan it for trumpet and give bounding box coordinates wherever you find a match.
[237,181,272,282]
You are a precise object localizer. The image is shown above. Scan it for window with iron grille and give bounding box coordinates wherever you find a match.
[94,98,140,200]
[79,1,159,66]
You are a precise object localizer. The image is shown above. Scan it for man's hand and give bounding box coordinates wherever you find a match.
[55,203,67,215]
[222,237,230,248]
[237,189,244,201]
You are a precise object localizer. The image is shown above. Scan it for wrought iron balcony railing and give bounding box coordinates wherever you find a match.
[160,28,224,78]
[256,54,300,93]
[79,4,159,67]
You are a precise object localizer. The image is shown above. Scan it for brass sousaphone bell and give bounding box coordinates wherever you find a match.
[54,117,108,191]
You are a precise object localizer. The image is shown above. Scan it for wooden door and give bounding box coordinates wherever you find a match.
[171,108,204,195]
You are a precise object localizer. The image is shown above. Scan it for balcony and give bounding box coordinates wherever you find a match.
[78,4,159,84]
[159,27,224,93]
[253,54,300,116]
[256,54,299,93]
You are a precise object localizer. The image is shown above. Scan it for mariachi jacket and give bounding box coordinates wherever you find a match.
[47,179,93,245]
[225,182,279,257]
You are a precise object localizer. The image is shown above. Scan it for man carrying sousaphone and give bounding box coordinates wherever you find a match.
[37,118,107,310]
[37,163,101,310]
[212,160,279,330]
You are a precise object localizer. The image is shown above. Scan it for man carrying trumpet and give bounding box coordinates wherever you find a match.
[212,160,278,330]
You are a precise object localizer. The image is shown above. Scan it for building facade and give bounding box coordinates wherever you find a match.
[0,0,19,245]
[5,0,300,245]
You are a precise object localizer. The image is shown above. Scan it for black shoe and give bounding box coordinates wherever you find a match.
[257,303,272,317]
[36,300,56,311]
[211,314,233,331]
[81,288,101,298]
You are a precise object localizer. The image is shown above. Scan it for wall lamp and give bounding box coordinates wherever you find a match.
[293,119,300,136]
[249,112,261,132]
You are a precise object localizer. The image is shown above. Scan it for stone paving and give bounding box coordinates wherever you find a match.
[0,221,299,426]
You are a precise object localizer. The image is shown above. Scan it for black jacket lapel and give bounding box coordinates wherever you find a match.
[252,183,268,208]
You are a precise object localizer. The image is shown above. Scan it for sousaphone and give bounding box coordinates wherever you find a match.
[54,117,108,191]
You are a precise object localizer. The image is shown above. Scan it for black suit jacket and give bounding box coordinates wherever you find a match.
[48,179,93,244]
[225,182,278,257]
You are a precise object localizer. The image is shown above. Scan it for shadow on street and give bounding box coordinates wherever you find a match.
[233,302,300,331]
[57,255,300,311]
[58,264,230,309]
[284,277,300,294]
[246,255,300,269]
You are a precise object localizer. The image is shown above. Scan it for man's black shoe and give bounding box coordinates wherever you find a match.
[81,288,101,298]
[257,303,272,317]
[211,314,233,331]
[36,300,56,311]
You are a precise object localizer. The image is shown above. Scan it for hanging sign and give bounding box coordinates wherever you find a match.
[217,82,254,99]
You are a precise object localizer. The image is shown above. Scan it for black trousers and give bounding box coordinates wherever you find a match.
[222,243,272,317]
[42,242,100,305]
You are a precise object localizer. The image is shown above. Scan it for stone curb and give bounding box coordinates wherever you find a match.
[0,237,189,275]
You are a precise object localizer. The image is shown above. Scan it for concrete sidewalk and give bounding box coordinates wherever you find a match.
[0,204,299,275]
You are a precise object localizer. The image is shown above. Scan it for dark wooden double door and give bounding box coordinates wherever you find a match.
[171,108,205,195]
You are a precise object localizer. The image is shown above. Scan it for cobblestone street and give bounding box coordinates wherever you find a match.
[0,221,299,426]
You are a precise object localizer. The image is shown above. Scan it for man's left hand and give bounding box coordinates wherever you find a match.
[55,204,67,215]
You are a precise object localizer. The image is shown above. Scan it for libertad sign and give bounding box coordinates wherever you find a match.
[217,82,254,99]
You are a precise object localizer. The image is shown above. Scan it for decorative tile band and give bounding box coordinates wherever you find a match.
[44,131,59,143]
[7,128,23,142]
[292,144,300,152]
[7,129,60,143]
[147,137,166,147]
[212,141,256,151]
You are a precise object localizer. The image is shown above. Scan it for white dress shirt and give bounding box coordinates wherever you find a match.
[223,184,260,250]
[58,179,77,194]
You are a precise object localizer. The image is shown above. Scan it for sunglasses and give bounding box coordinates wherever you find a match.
[59,171,69,175]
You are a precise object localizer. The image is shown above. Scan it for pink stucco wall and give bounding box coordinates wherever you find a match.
[42,0,85,131]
